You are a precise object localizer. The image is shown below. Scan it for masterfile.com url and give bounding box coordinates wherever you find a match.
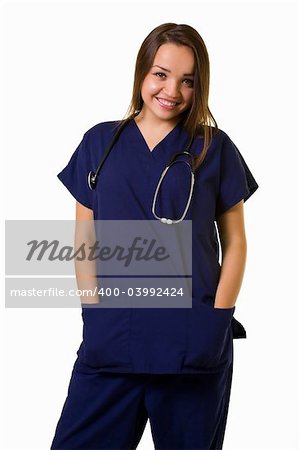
[9,287,99,297]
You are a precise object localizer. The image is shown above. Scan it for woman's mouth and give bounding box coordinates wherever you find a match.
[155,97,179,110]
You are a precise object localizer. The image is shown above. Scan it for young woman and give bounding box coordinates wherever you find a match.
[51,22,259,450]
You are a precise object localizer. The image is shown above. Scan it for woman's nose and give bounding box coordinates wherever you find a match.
[163,80,181,98]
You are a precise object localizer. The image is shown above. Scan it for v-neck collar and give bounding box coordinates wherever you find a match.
[131,117,183,156]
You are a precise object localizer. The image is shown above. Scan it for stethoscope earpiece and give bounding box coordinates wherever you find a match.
[88,171,97,190]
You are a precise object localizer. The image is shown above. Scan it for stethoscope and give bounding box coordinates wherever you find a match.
[88,112,197,224]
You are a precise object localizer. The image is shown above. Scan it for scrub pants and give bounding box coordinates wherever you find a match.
[50,356,234,450]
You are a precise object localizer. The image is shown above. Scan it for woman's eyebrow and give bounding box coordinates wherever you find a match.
[152,65,194,77]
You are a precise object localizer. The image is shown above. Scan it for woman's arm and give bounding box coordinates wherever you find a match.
[214,200,247,309]
[74,201,100,304]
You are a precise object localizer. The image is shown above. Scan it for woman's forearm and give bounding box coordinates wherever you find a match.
[214,239,247,308]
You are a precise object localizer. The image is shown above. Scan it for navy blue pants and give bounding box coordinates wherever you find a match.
[50,356,233,450]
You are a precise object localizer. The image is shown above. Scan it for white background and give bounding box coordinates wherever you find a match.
[1,0,299,449]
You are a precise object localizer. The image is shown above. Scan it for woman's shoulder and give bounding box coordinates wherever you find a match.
[210,126,231,143]
[194,124,229,142]
[193,126,239,163]
[83,119,121,140]
[72,120,122,164]
[207,127,239,152]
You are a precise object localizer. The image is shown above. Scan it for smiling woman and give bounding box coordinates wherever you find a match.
[133,43,195,149]
[52,22,259,450]
[142,44,195,115]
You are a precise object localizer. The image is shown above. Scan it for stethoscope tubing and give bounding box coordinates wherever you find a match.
[151,155,195,224]
[87,113,197,224]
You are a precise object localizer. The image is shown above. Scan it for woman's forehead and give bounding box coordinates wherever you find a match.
[153,44,195,73]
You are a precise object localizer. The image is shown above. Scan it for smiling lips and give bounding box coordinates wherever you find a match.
[156,97,180,110]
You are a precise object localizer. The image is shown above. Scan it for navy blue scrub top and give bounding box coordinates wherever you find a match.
[57,118,259,374]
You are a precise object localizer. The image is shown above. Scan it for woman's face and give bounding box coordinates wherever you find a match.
[139,43,195,125]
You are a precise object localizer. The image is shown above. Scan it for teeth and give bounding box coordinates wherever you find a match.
[157,98,177,106]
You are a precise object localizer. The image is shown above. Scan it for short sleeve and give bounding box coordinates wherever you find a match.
[57,132,94,210]
[215,134,259,218]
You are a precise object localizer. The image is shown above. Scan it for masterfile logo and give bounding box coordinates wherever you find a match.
[5,220,193,308]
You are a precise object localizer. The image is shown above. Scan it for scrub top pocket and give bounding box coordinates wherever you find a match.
[79,307,132,370]
[183,301,235,371]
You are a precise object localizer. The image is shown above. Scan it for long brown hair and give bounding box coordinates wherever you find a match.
[121,22,220,171]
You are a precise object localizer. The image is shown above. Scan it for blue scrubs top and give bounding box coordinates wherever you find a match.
[57,118,259,374]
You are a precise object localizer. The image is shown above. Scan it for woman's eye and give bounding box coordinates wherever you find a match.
[153,72,193,86]
[183,79,194,86]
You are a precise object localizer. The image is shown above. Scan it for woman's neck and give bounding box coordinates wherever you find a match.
[135,109,181,132]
